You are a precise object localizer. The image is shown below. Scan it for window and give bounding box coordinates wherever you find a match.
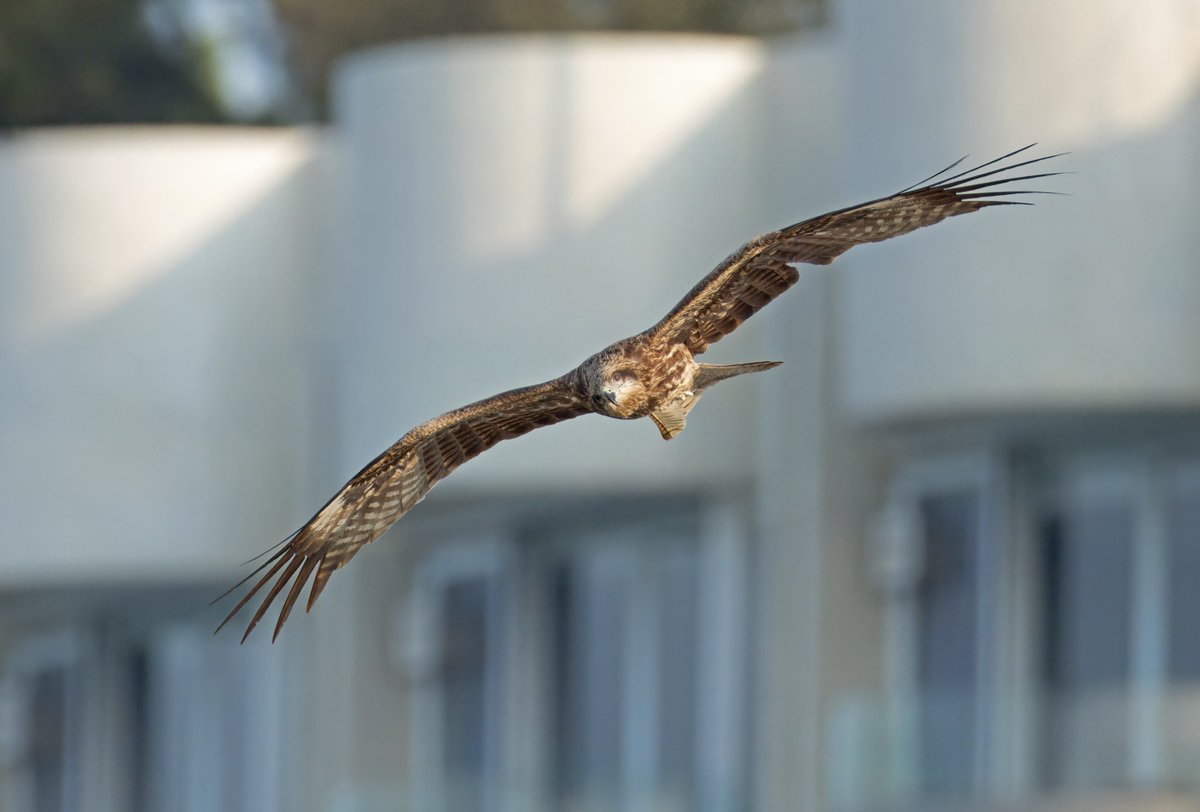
[440,577,499,809]
[861,447,1200,809]
[915,491,984,795]
[401,498,750,812]
[402,540,510,812]
[0,597,298,812]
[546,522,704,811]
[0,634,82,812]
[868,454,997,802]
[1034,465,1138,789]
[1164,465,1200,783]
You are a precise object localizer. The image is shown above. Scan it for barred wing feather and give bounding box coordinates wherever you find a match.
[650,145,1063,355]
[215,377,587,642]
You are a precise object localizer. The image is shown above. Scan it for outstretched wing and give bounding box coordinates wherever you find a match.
[650,145,1063,355]
[216,375,588,642]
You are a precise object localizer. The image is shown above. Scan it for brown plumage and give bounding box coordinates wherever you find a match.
[216,144,1061,641]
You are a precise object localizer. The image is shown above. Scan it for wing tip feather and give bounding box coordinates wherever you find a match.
[918,147,1067,205]
[272,556,321,642]
[238,554,305,643]
[307,563,335,613]
[214,545,332,644]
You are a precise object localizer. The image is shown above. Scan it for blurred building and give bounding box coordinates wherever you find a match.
[3,1,1200,811]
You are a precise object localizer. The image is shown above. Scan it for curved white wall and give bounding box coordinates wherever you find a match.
[0,128,324,584]
[0,35,843,587]
[836,0,1200,422]
[330,35,781,493]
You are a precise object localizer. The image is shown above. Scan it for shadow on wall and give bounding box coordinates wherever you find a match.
[839,66,1200,423]
[330,36,842,494]
[0,132,326,587]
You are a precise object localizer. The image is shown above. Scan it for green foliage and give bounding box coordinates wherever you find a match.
[0,0,227,127]
[0,0,819,126]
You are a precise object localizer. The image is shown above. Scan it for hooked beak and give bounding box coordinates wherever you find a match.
[603,391,618,406]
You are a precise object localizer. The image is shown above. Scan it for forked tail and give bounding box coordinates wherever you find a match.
[693,360,782,391]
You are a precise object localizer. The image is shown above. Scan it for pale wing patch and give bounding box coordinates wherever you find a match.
[650,393,698,441]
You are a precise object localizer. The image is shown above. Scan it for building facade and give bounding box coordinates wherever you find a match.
[2,2,1200,810]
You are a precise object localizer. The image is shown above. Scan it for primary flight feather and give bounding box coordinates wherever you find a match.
[216,144,1062,641]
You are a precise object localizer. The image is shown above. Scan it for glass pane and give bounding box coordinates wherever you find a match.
[1168,493,1200,679]
[550,548,629,810]
[655,542,698,807]
[1039,502,1133,789]
[1165,488,1200,783]
[546,516,712,812]
[29,669,68,812]
[915,491,981,795]
[441,578,493,812]
[126,646,151,812]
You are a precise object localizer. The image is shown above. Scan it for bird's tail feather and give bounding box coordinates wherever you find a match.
[694,360,782,391]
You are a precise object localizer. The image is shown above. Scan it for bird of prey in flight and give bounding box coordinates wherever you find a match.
[216,144,1061,641]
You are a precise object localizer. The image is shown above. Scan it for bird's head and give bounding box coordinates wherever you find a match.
[579,353,644,418]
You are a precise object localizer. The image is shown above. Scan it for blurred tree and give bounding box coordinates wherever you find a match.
[0,0,818,127]
[271,0,821,117]
[0,0,226,127]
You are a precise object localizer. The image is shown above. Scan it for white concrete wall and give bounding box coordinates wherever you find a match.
[752,34,891,812]
[318,34,817,808]
[328,35,782,496]
[9,14,1195,809]
[0,128,326,584]
[836,0,1200,422]
[0,38,852,810]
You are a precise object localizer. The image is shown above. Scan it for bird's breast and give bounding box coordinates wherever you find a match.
[637,343,697,414]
